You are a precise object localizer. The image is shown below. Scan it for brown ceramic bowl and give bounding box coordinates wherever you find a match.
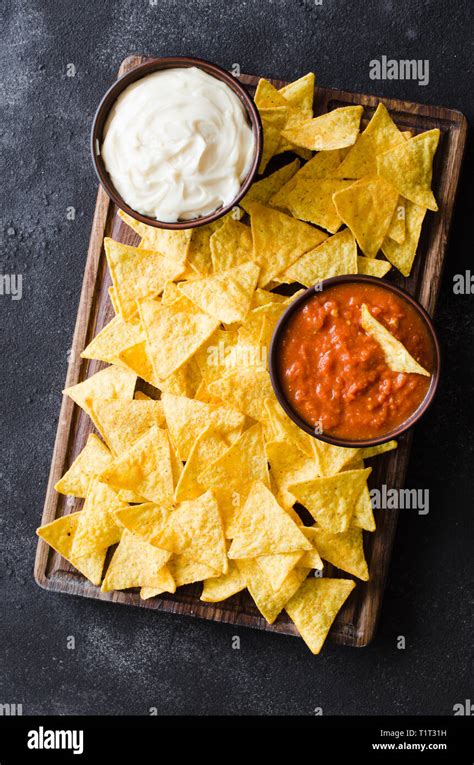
[91,56,262,229]
[269,275,441,448]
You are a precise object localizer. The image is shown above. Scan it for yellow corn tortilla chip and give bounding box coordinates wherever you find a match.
[357,256,392,277]
[161,393,245,461]
[381,199,427,277]
[54,434,112,498]
[117,341,161,388]
[387,197,406,244]
[139,297,219,381]
[257,549,305,592]
[159,356,202,399]
[377,128,440,211]
[80,314,144,367]
[71,479,126,557]
[104,238,185,320]
[360,304,430,376]
[250,289,287,308]
[169,555,219,587]
[247,202,328,287]
[265,439,319,508]
[237,558,309,624]
[284,178,353,233]
[178,261,260,324]
[358,440,398,460]
[193,328,239,385]
[209,219,253,273]
[208,367,273,421]
[64,365,136,423]
[263,397,315,458]
[98,425,174,503]
[280,228,356,285]
[186,220,221,276]
[351,482,376,531]
[333,176,399,258]
[118,209,192,264]
[309,527,368,580]
[101,529,173,592]
[289,468,372,533]
[312,440,360,476]
[36,512,106,585]
[87,398,165,456]
[139,567,175,600]
[334,103,405,179]
[108,285,120,314]
[200,560,245,602]
[255,80,312,159]
[285,578,355,653]
[239,159,301,213]
[270,150,344,209]
[150,490,227,574]
[228,481,312,559]
[174,425,228,502]
[279,73,315,118]
[116,501,173,545]
[281,105,363,151]
[299,527,324,570]
[258,107,289,173]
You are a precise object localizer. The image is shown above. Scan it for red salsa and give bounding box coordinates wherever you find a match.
[278,282,434,440]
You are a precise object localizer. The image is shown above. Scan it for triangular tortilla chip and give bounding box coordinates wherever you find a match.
[360,304,430,376]
[258,107,289,173]
[285,578,355,653]
[265,439,319,508]
[71,479,127,557]
[104,238,185,319]
[284,178,353,233]
[178,261,260,324]
[312,440,360,476]
[270,150,344,209]
[281,105,363,151]
[36,512,106,585]
[352,482,376,532]
[117,209,192,264]
[150,490,227,574]
[289,468,371,532]
[382,200,427,276]
[98,425,174,503]
[376,128,440,211]
[357,256,392,277]
[161,393,245,461]
[239,160,301,213]
[333,176,399,258]
[228,481,312,559]
[139,297,219,381]
[169,555,218,587]
[279,73,315,118]
[247,202,328,286]
[159,356,202,398]
[207,367,273,420]
[117,341,161,388]
[174,425,228,502]
[263,397,316,458]
[237,558,309,624]
[299,527,324,570]
[54,434,112,498]
[257,549,305,592]
[116,501,173,544]
[209,219,253,273]
[335,103,405,179]
[101,529,173,592]
[386,196,406,244]
[308,527,369,580]
[64,366,136,423]
[201,560,245,602]
[87,399,165,456]
[80,315,144,367]
[280,228,356,285]
[139,566,176,599]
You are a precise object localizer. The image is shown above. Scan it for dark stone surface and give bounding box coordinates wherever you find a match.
[1,0,473,716]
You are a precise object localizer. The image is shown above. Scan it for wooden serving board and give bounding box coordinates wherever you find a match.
[35,55,467,647]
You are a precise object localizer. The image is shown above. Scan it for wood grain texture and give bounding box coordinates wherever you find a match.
[34,55,467,647]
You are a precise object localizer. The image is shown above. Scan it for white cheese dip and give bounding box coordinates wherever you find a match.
[101,67,255,222]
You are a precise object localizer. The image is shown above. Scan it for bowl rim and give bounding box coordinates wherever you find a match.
[90,55,263,230]
[269,274,441,448]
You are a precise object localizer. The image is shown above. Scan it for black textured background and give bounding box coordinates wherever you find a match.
[1,0,473,716]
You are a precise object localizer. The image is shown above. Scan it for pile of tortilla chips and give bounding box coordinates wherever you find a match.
[36,72,421,654]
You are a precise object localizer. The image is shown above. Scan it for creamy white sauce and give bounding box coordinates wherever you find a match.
[101,67,255,222]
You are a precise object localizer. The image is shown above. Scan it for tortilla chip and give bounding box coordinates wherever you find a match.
[279,73,315,118]
[178,262,260,324]
[257,549,305,592]
[139,568,175,599]
[285,578,355,653]
[247,202,326,286]
[104,238,184,319]
[151,490,227,574]
[169,555,218,587]
[263,397,315,457]
[360,304,430,376]
[207,367,272,421]
[118,209,192,263]
[80,315,144,367]
[308,527,368,580]
[117,341,161,388]
[87,398,165,456]
[209,219,253,273]
[352,482,376,532]
[239,160,301,213]
[289,468,372,532]
[381,200,427,276]
[266,439,319,507]
[280,228,356,285]
[98,425,174,503]
[139,297,219,381]
[299,527,324,570]
[258,107,289,173]
[250,289,287,308]
[228,481,312,559]
[283,178,353,233]
[71,479,126,557]
[359,440,398,460]
[116,501,173,544]
[312,440,360,476]
[159,356,202,398]
[333,176,399,258]
[387,197,406,244]
[335,103,404,179]
[108,285,120,314]
[281,105,363,151]
[101,529,173,592]
[376,129,440,211]
[237,558,309,624]
[54,434,112,498]
[36,512,106,585]
[270,150,344,209]
[357,256,392,277]
[161,393,245,461]
[64,366,136,423]
[201,560,246,602]
[174,425,228,502]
